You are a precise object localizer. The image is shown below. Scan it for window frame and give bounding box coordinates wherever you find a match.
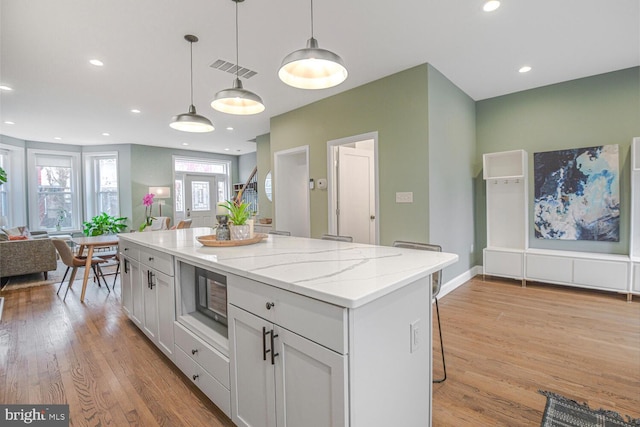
[27,148,82,232]
[0,143,27,227]
[83,151,120,220]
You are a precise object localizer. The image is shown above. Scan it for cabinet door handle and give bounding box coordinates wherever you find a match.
[191,349,198,355]
[266,302,275,310]
[262,327,271,361]
[124,259,129,274]
[192,374,199,381]
[148,256,154,262]
[147,270,151,288]
[270,330,279,365]
[149,272,155,289]
[124,247,129,251]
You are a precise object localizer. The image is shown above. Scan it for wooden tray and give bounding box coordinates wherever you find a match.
[196,233,268,247]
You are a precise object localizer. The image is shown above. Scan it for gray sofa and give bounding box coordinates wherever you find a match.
[0,237,58,281]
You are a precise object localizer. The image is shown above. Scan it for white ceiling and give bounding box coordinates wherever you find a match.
[1,0,638,155]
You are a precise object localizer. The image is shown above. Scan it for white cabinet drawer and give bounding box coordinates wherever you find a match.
[573,259,628,291]
[174,323,230,389]
[484,249,523,278]
[526,254,573,283]
[140,247,174,276]
[175,346,231,417]
[119,241,140,261]
[228,274,347,354]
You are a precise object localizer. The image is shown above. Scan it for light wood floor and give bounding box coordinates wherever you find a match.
[1,274,638,426]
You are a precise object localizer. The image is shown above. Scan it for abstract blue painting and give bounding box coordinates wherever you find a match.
[534,145,619,241]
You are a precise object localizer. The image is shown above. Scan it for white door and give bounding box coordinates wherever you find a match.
[185,174,217,228]
[337,146,375,244]
[274,326,347,427]
[229,305,277,427]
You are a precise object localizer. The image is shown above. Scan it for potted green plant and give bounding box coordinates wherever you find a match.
[218,200,251,240]
[83,212,128,236]
[55,209,68,231]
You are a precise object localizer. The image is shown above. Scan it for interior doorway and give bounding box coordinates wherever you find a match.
[327,132,378,244]
[274,146,310,237]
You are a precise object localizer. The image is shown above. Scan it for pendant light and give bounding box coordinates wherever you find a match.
[211,0,265,115]
[278,0,347,90]
[170,35,214,132]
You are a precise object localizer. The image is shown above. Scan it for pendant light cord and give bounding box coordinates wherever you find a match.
[189,40,194,106]
[310,0,314,38]
[235,0,239,80]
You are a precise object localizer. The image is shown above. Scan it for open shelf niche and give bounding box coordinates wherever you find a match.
[482,149,528,281]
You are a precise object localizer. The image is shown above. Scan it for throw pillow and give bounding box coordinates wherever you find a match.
[0,228,8,241]
[8,235,28,241]
[5,225,31,237]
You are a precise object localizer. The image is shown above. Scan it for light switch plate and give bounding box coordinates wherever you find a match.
[396,192,413,203]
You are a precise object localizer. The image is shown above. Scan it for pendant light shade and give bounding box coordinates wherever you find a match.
[212,0,265,115]
[278,0,347,89]
[211,78,265,115]
[170,35,214,132]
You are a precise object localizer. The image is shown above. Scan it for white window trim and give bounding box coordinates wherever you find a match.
[83,151,119,220]
[0,143,27,226]
[27,148,82,232]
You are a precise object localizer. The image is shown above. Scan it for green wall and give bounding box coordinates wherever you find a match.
[270,64,430,244]
[256,133,272,219]
[477,67,640,255]
[427,65,477,280]
[129,145,239,230]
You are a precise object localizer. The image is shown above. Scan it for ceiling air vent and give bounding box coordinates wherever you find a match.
[210,59,257,79]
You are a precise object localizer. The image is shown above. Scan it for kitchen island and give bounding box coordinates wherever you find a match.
[118,227,458,427]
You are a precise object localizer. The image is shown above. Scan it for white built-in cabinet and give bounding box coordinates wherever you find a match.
[228,274,347,427]
[483,145,636,299]
[631,138,640,297]
[119,242,175,360]
[482,150,528,281]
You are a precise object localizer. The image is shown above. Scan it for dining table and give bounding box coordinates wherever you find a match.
[71,234,120,303]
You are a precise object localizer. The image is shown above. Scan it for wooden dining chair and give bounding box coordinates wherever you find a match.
[51,238,110,301]
[393,240,447,383]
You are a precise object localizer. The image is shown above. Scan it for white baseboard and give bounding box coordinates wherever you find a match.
[439,265,482,298]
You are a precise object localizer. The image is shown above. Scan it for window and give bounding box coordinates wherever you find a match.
[174,156,230,215]
[27,149,81,232]
[84,152,119,219]
[0,143,26,227]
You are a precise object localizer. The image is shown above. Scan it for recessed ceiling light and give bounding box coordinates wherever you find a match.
[89,59,104,67]
[483,0,500,12]
[226,127,234,131]
[224,148,230,151]
[131,109,141,114]
[102,132,110,136]
[4,121,15,125]
[0,85,13,91]
[54,137,62,140]
[519,66,532,73]
[182,142,189,146]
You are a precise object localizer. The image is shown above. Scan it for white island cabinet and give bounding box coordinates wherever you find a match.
[118,228,458,427]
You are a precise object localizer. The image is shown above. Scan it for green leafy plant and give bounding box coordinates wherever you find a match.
[83,212,128,236]
[0,166,6,184]
[218,200,251,225]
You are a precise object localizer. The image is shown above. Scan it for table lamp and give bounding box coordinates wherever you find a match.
[149,186,171,216]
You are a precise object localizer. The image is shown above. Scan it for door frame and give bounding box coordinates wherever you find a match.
[327,132,379,244]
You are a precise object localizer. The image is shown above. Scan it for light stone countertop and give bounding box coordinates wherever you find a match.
[118,227,458,308]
